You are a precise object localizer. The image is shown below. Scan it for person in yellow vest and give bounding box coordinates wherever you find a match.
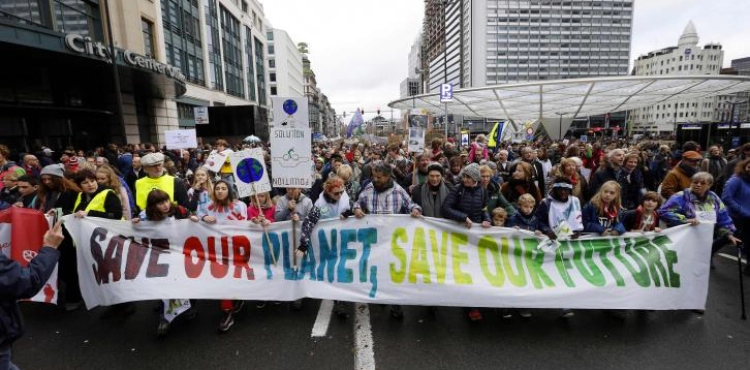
[212,139,235,192]
[72,169,131,319]
[134,152,188,213]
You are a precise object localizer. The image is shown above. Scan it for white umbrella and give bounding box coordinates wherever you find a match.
[244,135,261,143]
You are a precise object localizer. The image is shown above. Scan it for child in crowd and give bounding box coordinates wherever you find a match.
[491,207,508,227]
[582,180,626,236]
[621,191,662,232]
[132,189,198,338]
[248,191,275,225]
[536,177,584,318]
[507,193,542,235]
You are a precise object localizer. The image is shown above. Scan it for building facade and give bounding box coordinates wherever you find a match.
[422,0,634,93]
[729,57,750,123]
[0,0,272,151]
[267,28,304,98]
[631,21,724,134]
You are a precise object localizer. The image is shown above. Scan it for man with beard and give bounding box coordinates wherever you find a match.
[660,151,702,200]
[412,153,432,190]
[495,150,511,182]
[588,149,625,198]
[700,146,727,193]
[353,161,422,320]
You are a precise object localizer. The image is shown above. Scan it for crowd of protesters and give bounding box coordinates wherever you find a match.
[0,134,748,338]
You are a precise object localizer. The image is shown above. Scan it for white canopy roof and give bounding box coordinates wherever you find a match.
[388,75,750,123]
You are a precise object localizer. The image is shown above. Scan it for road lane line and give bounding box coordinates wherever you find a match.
[311,299,334,337]
[717,253,746,264]
[354,303,375,370]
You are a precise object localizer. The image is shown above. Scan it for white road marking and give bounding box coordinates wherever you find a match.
[717,253,747,264]
[311,299,334,337]
[354,303,375,370]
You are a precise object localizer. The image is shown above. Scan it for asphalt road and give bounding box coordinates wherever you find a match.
[11,253,750,370]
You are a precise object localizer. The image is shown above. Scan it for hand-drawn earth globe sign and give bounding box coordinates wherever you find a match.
[235,157,265,183]
[283,99,298,115]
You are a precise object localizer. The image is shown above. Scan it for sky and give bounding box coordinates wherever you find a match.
[261,0,750,122]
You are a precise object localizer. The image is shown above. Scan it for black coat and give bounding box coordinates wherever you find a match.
[442,184,490,223]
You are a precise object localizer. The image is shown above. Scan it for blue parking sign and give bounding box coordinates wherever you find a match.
[440,84,453,103]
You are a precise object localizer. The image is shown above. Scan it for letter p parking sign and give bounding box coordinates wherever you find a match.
[440,83,453,103]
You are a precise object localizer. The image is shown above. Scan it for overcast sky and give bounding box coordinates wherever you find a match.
[262,0,750,120]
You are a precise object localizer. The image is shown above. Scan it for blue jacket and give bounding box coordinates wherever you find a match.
[722,175,750,219]
[659,189,736,237]
[507,211,539,231]
[442,184,490,223]
[581,202,627,235]
[0,247,60,346]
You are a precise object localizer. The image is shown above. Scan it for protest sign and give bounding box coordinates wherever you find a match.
[270,97,313,188]
[0,208,58,305]
[229,148,271,197]
[64,215,712,311]
[204,151,227,173]
[408,115,427,153]
[165,129,198,150]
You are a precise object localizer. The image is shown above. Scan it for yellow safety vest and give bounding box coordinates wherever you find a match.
[135,175,175,211]
[220,156,233,174]
[74,189,114,214]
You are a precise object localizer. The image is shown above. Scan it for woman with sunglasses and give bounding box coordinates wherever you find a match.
[295,177,353,317]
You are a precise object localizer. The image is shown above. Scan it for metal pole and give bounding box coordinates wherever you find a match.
[558,114,563,140]
[103,0,126,145]
[444,102,448,139]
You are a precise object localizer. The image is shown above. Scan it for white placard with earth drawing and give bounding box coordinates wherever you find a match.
[271,96,309,129]
[229,148,272,197]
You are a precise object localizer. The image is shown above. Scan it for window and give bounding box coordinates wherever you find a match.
[268,45,275,55]
[270,86,277,95]
[177,103,195,119]
[242,1,248,12]
[269,73,276,82]
[162,0,205,85]
[141,18,155,58]
[220,5,245,98]
[245,26,257,101]
[206,0,223,90]
[268,59,275,68]
[267,31,274,41]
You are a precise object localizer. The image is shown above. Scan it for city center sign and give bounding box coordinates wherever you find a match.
[64,33,186,83]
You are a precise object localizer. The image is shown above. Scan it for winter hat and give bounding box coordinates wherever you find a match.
[682,151,702,160]
[40,164,64,178]
[67,156,80,169]
[427,163,444,176]
[142,152,165,167]
[461,163,481,183]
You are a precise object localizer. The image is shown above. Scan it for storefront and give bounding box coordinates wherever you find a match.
[0,17,185,153]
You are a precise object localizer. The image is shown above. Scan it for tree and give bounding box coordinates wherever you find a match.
[297,42,309,55]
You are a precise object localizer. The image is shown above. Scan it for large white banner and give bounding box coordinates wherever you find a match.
[63,215,713,310]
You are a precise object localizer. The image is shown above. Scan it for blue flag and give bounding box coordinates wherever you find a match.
[346,109,364,138]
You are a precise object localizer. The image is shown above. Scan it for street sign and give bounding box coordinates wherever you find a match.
[580,135,588,143]
[194,106,209,125]
[440,83,453,103]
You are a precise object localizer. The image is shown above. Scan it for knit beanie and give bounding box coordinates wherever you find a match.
[40,164,65,178]
[461,163,481,182]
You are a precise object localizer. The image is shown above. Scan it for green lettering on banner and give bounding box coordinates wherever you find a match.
[501,237,527,287]
[632,237,668,288]
[451,233,472,285]
[555,241,576,287]
[650,235,680,287]
[599,239,625,287]
[408,227,432,284]
[477,236,506,287]
[572,240,606,286]
[614,238,651,287]
[429,229,449,284]
[521,238,555,289]
[390,228,408,283]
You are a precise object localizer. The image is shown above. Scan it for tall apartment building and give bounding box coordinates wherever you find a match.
[631,21,724,134]
[421,0,633,93]
[0,0,271,149]
[267,28,304,98]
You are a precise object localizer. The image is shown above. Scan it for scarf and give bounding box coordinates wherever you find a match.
[707,156,726,177]
[679,161,698,178]
[420,181,449,217]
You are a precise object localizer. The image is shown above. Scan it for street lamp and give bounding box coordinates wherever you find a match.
[554,112,566,141]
